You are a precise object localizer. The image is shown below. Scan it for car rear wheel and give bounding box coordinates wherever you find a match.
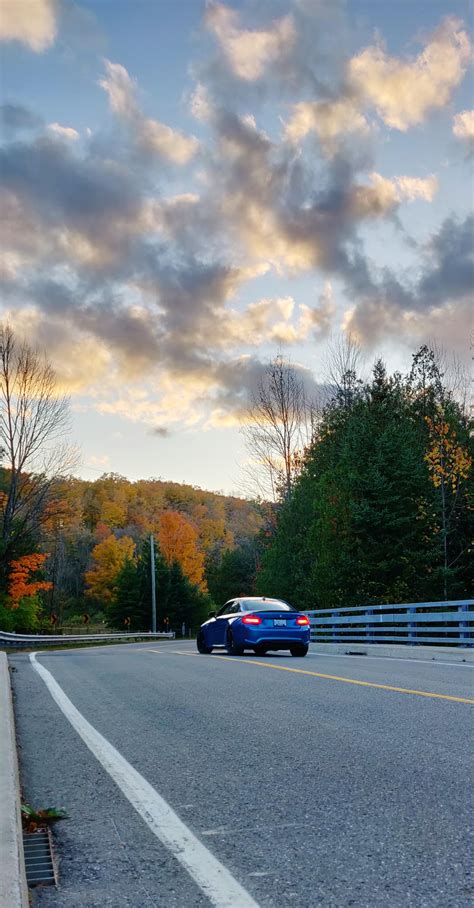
[290,644,308,657]
[226,629,244,656]
[197,631,212,654]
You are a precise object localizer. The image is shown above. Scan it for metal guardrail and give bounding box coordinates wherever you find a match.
[305,600,473,647]
[0,631,175,649]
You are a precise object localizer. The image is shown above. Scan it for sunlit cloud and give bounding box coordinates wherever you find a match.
[453,109,474,155]
[349,17,471,130]
[47,123,80,141]
[100,60,199,164]
[205,3,296,81]
[453,109,474,139]
[0,0,57,52]
[285,99,369,156]
[394,175,438,202]
[348,171,437,221]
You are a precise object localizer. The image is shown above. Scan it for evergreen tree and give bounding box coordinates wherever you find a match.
[166,560,209,631]
[257,349,472,610]
[207,544,257,604]
[107,539,169,631]
[108,538,209,632]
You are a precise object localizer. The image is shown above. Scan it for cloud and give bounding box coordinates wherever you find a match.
[209,112,437,276]
[342,214,474,350]
[4,305,112,392]
[150,426,170,438]
[297,282,335,339]
[417,214,474,308]
[350,172,438,218]
[349,17,471,130]
[0,0,57,51]
[196,0,350,114]
[453,110,474,155]
[453,109,474,140]
[99,60,199,164]
[1,103,43,132]
[0,134,149,273]
[2,5,471,433]
[189,83,214,122]
[47,122,80,141]
[205,3,296,81]
[393,175,438,202]
[285,99,369,156]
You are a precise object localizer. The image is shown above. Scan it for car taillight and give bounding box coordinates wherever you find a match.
[242,615,262,625]
[296,615,309,625]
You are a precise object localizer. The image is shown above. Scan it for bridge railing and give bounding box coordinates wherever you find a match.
[304,600,473,647]
[0,630,175,649]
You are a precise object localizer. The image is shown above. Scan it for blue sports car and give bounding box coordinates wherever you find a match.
[196,596,310,657]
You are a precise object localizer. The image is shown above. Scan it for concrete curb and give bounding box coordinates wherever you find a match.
[0,652,28,908]
[309,642,473,663]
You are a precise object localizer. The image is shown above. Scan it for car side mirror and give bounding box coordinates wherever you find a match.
[208,610,216,619]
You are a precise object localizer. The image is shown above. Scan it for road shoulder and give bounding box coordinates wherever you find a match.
[0,652,28,908]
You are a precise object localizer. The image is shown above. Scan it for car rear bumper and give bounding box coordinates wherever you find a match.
[242,630,310,647]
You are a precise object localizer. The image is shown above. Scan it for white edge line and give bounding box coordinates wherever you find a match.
[29,652,259,908]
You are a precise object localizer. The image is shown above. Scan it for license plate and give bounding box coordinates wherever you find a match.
[274,619,287,627]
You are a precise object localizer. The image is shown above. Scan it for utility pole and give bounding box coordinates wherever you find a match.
[150,534,157,633]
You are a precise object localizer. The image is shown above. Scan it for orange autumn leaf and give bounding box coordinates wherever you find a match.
[8,553,52,606]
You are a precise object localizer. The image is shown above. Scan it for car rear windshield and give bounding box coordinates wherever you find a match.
[241,600,295,612]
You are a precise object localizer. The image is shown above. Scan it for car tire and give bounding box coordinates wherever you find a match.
[196,631,212,654]
[290,644,308,657]
[254,645,267,656]
[226,629,244,656]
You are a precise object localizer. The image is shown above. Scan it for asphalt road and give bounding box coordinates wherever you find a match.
[10,642,474,908]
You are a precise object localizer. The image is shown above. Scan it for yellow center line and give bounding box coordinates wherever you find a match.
[169,651,474,704]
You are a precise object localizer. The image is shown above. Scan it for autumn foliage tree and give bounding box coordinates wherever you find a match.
[85,534,136,604]
[425,414,472,599]
[158,511,206,591]
[8,553,52,605]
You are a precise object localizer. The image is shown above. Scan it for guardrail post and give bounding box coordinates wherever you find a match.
[408,606,417,645]
[332,611,339,642]
[366,608,373,640]
[458,602,471,646]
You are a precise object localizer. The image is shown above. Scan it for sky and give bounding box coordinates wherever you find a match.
[1,0,473,495]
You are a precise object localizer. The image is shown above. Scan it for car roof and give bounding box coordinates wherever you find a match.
[225,596,289,605]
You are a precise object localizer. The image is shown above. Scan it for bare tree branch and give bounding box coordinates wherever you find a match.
[325,334,363,409]
[0,325,78,561]
[241,355,314,502]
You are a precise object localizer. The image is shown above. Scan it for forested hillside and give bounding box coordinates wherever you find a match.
[0,472,267,632]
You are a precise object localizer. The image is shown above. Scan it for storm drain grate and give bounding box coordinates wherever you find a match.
[23,828,57,887]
